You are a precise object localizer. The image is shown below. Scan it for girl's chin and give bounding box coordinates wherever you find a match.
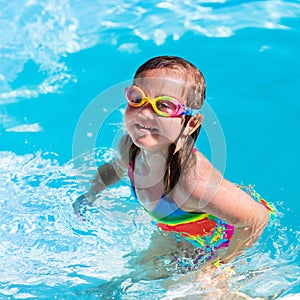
[131,135,168,151]
[132,136,159,148]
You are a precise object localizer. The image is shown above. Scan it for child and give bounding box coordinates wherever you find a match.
[73,55,271,273]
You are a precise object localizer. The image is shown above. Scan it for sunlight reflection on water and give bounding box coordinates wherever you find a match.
[0,150,299,298]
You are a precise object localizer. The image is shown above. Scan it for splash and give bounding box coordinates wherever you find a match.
[0,150,152,298]
[0,149,299,299]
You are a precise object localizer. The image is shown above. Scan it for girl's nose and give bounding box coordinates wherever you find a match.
[140,102,155,118]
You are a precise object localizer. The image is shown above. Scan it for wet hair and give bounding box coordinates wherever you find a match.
[134,56,206,108]
[128,55,206,194]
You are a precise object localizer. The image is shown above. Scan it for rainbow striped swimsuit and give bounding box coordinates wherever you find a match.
[128,162,235,251]
[128,161,275,251]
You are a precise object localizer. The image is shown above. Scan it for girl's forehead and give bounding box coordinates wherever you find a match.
[133,69,188,98]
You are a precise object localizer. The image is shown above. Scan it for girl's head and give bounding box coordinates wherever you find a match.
[125,56,206,149]
[125,56,206,194]
[133,56,206,110]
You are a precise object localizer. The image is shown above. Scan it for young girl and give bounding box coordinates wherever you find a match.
[73,55,272,273]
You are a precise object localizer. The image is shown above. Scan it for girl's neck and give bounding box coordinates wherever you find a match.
[133,149,167,190]
[140,149,168,167]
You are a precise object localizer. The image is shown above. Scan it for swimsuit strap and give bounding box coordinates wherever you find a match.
[128,160,134,184]
[127,157,207,223]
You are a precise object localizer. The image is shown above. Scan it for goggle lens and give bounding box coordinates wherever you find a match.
[155,98,179,115]
[126,88,143,105]
[125,86,183,117]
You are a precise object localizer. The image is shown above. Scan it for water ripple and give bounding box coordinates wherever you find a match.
[0,150,153,298]
[1,0,300,103]
[0,150,299,298]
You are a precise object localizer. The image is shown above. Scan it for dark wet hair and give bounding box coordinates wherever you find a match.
[134,55,206,108]
[128,55,206,194]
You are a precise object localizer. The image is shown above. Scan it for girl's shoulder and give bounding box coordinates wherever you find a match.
[181,150,222,194]
[191,149,214,172]
[174,150,224,211]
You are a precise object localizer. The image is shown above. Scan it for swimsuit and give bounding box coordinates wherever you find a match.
[128,159,234,251]
[128,151,275,253]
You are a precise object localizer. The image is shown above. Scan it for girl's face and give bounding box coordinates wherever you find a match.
[124,69,189,153]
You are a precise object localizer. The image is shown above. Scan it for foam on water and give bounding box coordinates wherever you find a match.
[0,149,299,299]
[0,150,153,298]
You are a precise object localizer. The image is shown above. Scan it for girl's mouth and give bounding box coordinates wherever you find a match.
[135,123,158,133]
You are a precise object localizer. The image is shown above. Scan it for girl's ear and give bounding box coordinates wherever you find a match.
[184,114,204,136]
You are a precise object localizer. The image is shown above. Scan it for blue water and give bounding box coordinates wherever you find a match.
[1,0,300,299]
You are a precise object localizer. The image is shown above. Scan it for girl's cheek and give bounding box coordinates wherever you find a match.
[124,106,135,130]
[125,105,136,118]
[124,106,132,121]
[166,119,183,132]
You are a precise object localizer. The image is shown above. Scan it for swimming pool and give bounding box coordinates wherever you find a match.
[1,0,300,299]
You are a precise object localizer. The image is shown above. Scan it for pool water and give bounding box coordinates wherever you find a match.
[1,0,300,299]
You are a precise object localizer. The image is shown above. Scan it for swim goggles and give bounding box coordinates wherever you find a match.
[124,85,201,117]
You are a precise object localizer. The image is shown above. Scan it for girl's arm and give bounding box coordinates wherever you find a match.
[206,178,269,263]
[86,159,127,204]
[73,135,131,215]
[182,152,270,263]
